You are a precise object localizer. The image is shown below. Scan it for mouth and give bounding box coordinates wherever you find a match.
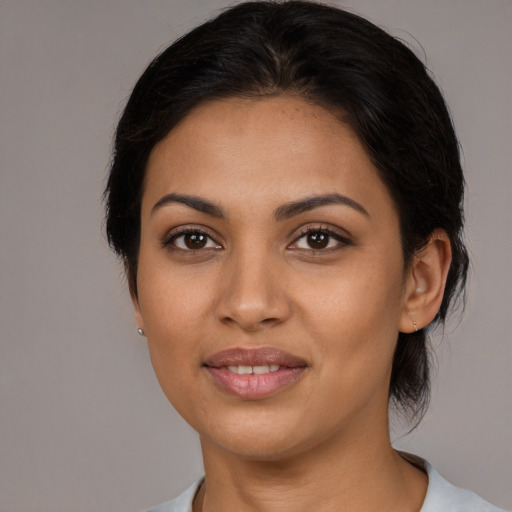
[224,364,281,374]
[203,347,308,400]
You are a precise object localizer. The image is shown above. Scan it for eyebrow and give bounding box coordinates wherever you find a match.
[151,193,225,218]
[151,192,368,221]
[274,193,369,221]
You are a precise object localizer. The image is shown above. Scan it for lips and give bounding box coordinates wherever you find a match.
[203,347,308,400]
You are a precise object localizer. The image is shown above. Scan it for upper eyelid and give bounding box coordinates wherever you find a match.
[293,224,351,240]
[161,223,351,246]
[162,225,221,245]
[164,224,217,236]
[289,225,353,250]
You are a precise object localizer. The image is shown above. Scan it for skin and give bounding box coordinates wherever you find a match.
[132,96,452,512]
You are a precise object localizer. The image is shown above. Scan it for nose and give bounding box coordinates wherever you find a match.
[214,249,292,331]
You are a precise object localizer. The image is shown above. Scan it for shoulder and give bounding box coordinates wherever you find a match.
[144,479,202,512]
[421,460,505,512]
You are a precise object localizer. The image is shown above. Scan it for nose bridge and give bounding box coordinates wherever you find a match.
[215,240,290,330]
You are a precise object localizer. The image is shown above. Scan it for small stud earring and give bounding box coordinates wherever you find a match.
[407,311,419,333]
[137,328,145,337]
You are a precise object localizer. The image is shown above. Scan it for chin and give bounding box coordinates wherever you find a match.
[195,404,343,464]
[190,405,299,456]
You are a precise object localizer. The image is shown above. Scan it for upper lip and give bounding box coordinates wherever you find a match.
[204,347,308,368]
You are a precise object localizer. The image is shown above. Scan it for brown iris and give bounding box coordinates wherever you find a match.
[184,232,208,249]
[307,232,330,249]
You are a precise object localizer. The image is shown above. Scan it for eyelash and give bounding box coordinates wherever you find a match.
[162,225,352,253]
[162,227,221,253]
[289,226,352,252]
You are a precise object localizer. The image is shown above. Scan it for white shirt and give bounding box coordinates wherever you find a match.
[145,460,505,512]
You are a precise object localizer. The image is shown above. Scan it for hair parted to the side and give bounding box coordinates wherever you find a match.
[104,0,469,422]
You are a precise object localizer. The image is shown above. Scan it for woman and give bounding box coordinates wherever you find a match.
[105,1,504,511]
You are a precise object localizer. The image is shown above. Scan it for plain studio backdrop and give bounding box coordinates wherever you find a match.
[0,1,510,511]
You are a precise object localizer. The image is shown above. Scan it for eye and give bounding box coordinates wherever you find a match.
[164,229,222,251]
[290,228,351,251]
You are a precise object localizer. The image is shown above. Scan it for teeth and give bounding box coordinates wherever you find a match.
[253,365,270,374]
[226,365,281,374]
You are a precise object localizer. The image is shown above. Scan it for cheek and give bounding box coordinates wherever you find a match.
[137,248,213,332]
[135,257,212,386]
[297,253,404,332]
[294,253,404,379]
[296,277,402,427]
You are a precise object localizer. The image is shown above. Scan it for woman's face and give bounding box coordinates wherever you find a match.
[134,96,414,460]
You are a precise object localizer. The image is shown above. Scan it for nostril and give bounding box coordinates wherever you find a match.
[218,313,283,331]
[214,269,292,330]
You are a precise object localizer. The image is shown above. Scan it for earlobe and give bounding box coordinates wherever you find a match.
[399,229,452,333]
[127,264,145,333]
[131,290,145,332]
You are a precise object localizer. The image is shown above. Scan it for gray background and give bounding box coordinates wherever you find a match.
[0,1,510,510]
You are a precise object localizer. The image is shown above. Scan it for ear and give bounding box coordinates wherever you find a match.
[126,263,145,332]
[131,290,145,332]
[399,229,452,333]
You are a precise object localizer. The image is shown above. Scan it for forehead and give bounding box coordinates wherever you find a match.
[143,96,394,219]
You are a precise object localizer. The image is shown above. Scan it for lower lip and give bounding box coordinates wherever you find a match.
[205,367,306,400]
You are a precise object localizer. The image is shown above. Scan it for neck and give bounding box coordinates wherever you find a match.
[195,419,427,512]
